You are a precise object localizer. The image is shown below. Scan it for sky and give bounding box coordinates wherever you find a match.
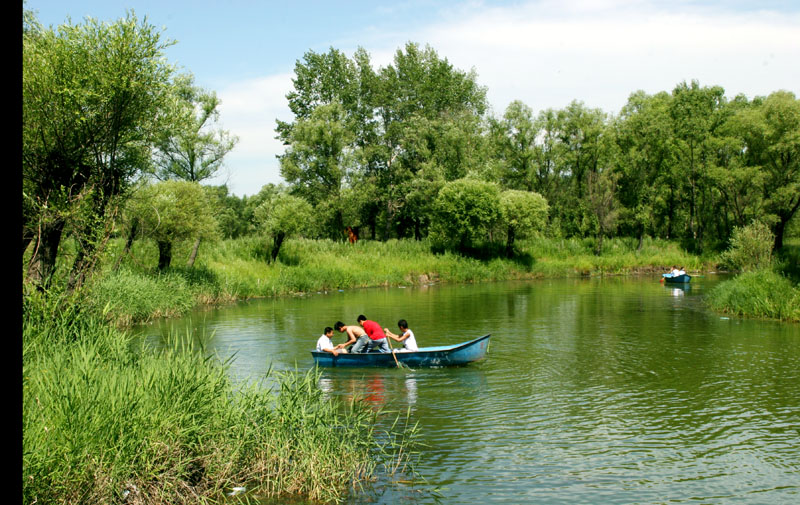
[26,0,800,197]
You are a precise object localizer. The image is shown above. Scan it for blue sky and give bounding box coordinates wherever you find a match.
[26,0,800,197]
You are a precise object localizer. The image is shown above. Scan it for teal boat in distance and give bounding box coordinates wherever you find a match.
[311,334,491,368]
[663,273,691,283]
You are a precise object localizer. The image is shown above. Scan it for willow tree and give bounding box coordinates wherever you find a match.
[152,73,238,266]
[254,193,314,262]
[731,91,800,250]
[499,190,549,257]
[23,11,176,288]
[126,181,219,270]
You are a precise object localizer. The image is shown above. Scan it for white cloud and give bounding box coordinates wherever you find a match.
[212,0,800,196]
[204,73,294,196]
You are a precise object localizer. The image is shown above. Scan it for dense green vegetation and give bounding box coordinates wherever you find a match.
[21,8,799,505]
[75,234,708,326]
[706,223,800,322]
[23,290,420,504]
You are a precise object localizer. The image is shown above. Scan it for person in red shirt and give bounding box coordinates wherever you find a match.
[357,314,391,353]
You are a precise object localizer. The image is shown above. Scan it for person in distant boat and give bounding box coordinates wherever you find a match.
[384,319,419,352]
[357,315,391,353]
[669,265,681,276]
[316,327,341,357]
[677,266,686,276]
[334,320,369,353]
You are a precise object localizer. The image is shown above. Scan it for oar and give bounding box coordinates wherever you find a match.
[386,332,402,368]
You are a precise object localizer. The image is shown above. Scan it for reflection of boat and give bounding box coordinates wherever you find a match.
[311,334,491,368]
[662,273,691,283]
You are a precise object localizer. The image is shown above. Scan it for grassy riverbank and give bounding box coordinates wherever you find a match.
[706,269,800,322]
[89,235,713,326]
[22,291,419,504]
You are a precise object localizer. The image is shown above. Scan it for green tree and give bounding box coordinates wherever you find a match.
[429,179,502,251]
[718,221,775,272]
[154,74,238,182]
[732,91,800,250]
[498,190,549,256]
[279,102,354,207]
[150,74,238,266]
[127,181,219,270]
[614,90,675,249]
[490,100,538,191]
[23,11,176,287]
[587,170,620,255]
[254,193,314,262]
[277,42,488,241]
[669,80,728,252]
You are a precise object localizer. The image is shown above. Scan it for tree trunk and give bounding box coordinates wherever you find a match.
[112,218,139,272]
[506,227,516,258]
[186,237,201,267]
[270,232,285,263]
[157,240,173,271]
[637,225,644,252]
[26,220,65,288]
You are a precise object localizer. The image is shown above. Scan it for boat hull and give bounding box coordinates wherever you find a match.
[311,334,491,368]
[663,273,691,283]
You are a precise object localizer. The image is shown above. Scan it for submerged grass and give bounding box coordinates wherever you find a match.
[706,269,800,322]
[22,290,421,504]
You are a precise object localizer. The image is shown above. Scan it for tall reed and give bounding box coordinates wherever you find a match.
[23,291,420,504]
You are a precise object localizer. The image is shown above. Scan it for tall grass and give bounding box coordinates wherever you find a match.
[23,291,420,504]
[706,269,800,322]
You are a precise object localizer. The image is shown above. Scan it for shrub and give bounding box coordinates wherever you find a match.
[718,221,774,272]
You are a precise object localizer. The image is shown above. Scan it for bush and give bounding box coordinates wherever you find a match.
[718,221,774,272]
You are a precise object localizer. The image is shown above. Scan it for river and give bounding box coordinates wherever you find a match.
[134,275,800,504]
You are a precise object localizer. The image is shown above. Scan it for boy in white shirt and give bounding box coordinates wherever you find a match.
[384,319,419,352]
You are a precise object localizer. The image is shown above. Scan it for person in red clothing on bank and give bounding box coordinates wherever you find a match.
[356,314,391,353]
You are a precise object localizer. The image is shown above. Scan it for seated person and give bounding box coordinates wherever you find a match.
[384,319,419,352]
[316,327,344,356]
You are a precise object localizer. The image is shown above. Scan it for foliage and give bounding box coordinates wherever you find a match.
[254,193,315,262]
[23,11,176,287]
[717,221,775,272]
[498,190,549,256]
[126,180,220,270]
[153,73,238,182]
[429,179,502,251]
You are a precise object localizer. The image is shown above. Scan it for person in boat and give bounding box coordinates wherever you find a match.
[677,266,686,276]
[316,327,343,357]
[334,320,368,353]
[669,265,681,277]
[384,319,419,352]
[357,314,391,353]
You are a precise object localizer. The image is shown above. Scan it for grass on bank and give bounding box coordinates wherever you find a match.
[83,235,712,326]
[707,268,800,322]
[22,290,420,505]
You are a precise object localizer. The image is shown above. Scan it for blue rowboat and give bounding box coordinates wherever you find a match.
[662,273,691,283]
[311,334,491,368]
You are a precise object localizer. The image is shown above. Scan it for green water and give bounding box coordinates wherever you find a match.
[135,275,800,504]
